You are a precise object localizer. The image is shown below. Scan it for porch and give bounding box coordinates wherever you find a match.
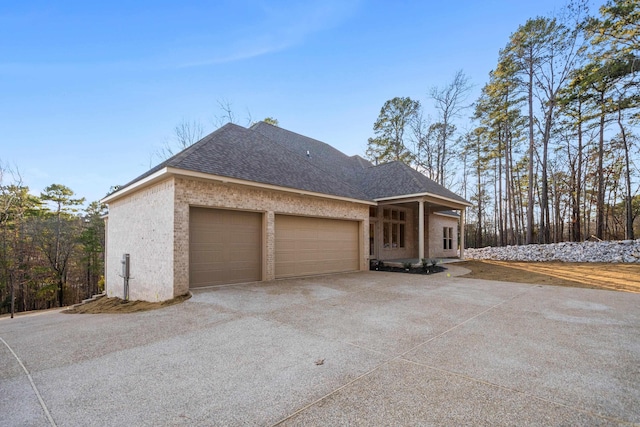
[368,195,469,263]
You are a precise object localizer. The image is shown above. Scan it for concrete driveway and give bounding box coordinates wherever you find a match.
[1,266,639,426]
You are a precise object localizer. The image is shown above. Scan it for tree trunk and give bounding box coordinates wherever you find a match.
[476,134,483,248]
[596,93,606,240]
[618,108,634,240]
[572,105,583,242]
[526,54,535,244]
[498,132,504,246]
[540,104,555,244]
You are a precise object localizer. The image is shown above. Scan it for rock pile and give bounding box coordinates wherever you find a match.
[465,239,640,263]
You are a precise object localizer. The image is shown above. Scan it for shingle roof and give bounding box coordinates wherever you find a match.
[251,122,468,204]
[251,121,370,186]
[361,161,469,203]
[114,121,469,206]
[118,123,370,201]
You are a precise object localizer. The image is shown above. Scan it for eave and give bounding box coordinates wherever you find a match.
[101,167,376,206]
[374,192,472,209]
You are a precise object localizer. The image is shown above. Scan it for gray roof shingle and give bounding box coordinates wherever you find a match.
[361,161,468,203]
[114,121,469,206]
[251,121,370,187]
[251,122,468,204]
[119,123,370,200]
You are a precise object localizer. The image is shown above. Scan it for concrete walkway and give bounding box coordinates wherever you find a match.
[1,267,639,426]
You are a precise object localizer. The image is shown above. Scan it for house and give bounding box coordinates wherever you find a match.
[102,122,471,301]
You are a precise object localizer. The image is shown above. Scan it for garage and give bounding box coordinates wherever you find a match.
[275,215,359,278]
[189,207,262,288]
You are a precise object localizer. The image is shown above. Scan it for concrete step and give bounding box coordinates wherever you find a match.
[78,292,106,305]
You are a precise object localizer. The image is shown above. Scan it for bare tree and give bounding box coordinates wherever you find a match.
[212,98,255,128]
[214,98,236,127]
[156,119,205,161]
[155,99,259,162]
[0,162,23,225]
[0,161,23,317]
[429,70,473,185]
[410,110,435,177]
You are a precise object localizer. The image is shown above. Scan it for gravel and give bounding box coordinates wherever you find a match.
[466,239,640,263]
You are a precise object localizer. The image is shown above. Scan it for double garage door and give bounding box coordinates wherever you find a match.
[189,208,359,288]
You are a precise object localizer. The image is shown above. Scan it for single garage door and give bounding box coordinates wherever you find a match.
[190,207,262,288]
[275,215,359,278]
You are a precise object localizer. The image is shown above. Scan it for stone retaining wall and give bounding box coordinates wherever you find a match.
[465,240,640,263]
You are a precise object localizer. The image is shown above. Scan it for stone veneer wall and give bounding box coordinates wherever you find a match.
[428,213,459,258]
[105,178,176,302]
[173,177,370,297]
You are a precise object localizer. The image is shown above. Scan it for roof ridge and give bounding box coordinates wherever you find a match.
[113,123,240,194]
[402,162,430,189]
[247,125,371,200]
[165,123,239,168]
[252,121,353,161]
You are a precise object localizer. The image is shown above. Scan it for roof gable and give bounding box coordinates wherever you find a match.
[362,161,468,204]
[109,121,469,206]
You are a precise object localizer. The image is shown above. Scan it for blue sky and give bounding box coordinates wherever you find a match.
[0,0,605,204]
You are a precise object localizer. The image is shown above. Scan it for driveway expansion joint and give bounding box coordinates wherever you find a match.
[1,336,57,427]
[271,286,538,426]
[398,357,635,426]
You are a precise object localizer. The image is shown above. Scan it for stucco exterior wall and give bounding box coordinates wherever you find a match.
[173,177,370,297]
[105,178,175,302]
[428,213,459,258]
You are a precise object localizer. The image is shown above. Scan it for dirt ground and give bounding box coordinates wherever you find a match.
[63,261,639,314]
[63,293,191,314]
[457,260,640,293]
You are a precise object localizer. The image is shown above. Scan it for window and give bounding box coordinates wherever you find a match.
[443,227,453,250]
[369,206,377,218]
[383,208,406,249]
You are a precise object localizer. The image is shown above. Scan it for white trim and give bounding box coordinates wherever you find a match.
[374,192,472,208]
[101,168,170,203]
[101,166,376,206]
[433,211,460,219]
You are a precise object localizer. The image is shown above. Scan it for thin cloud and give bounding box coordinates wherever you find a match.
[0,1,361,72]
[174,0,361,68]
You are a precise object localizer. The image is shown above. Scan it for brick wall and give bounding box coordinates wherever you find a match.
[105,178,176,302]
[428,213,459,258]
[173,177,369,296]
[375,204,416,260]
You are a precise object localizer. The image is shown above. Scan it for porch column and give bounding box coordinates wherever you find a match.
[418,200,425,260]
[460,207,466,259]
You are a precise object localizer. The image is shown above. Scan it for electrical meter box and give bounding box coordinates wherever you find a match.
[121,254,130,278]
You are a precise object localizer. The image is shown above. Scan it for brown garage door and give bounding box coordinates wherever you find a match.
[275,215,359,278]
[190,207,261,288]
